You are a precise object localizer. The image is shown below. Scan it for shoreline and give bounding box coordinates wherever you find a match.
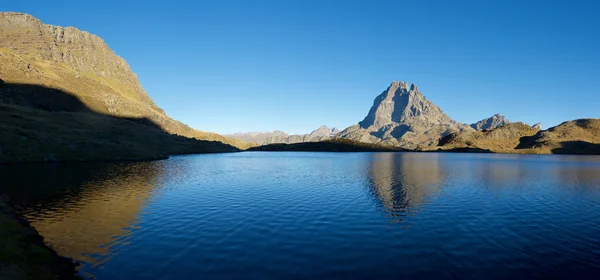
[0,195,81,280]
[1,147,598,166]
[0,148,597,280]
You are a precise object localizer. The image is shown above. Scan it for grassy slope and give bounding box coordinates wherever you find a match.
[0,49,250,162]
[437,120,600,155]
[517,119,600,155]
[0,40,253,151]
[436,122,541,154]
[0,103,239,163]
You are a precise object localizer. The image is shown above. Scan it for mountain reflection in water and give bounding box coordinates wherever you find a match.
[365,153,445,224]
[2,153,600,279]
[1,162,166,266]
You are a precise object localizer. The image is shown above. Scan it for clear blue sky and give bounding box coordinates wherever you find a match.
[3,0,599,134]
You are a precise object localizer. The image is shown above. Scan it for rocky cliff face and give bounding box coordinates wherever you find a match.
[228,126,341,145]
[471,114,510,130]
[358,81,455,129]
[0,12,159,111]
[0,12,252,149]
[339,81,472,148]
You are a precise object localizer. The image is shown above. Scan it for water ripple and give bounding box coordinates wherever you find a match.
[2,153,600,279]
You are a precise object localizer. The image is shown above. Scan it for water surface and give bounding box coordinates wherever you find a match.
[3,152,600,279]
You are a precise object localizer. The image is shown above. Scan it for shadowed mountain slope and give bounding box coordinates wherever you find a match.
[0,12,253,151]
[0,83,240,163]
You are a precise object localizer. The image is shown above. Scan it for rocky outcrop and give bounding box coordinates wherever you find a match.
[338,81,473,149]
[228,126,341,145]
[532,123,542,130]
[0,12,252,150]
[471,114,510,130]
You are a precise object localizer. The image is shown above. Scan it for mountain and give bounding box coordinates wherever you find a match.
[516,119,600,154]
[438,119,600,154]
[471,114,511,130]
[226,131,288,144]
[227,126,341,145]
[307,125,341,138]
[0,12,252,162]
[438,122,540,153]
[338,81,473,149]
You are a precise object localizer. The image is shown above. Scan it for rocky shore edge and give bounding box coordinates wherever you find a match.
[0,195,81,280]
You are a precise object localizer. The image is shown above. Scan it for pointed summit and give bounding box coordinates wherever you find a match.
[410,83,418,91]
[390,81,409,90]
[358,81,452,129]
[470,114,511,130]
[338,81,472,149]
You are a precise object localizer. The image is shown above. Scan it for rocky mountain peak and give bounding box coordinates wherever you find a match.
[309,126,341,138]
[410,83,418,91]
[390,81,409,90]
[358,81,452,129]
[470,114,511,130]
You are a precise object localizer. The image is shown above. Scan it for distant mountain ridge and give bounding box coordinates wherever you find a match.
[227,126,340,145]
[232,81,519,148]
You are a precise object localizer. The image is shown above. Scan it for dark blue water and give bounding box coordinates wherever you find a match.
[4,152,600,279]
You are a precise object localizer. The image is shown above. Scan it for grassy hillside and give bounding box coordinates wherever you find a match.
[437,122,540,154]
[437,120,600,155]
[0,83,240,163]
[0,12,253,150]
[516,119,600,155]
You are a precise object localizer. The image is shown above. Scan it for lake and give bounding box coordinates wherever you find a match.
[3,152,600,279]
